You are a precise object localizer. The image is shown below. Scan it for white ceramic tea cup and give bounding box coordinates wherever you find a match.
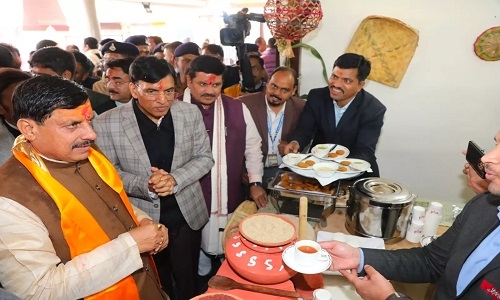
[294,240,329,266]
[313,289,333,300]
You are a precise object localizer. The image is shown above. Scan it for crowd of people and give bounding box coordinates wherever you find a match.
[0,33,496,300]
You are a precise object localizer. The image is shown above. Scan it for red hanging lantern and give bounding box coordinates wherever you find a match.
[264,0,323,58]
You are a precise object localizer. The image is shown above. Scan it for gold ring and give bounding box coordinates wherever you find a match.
[157,224,163,231]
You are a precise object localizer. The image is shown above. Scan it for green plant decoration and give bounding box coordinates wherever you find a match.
[291,42,329,85]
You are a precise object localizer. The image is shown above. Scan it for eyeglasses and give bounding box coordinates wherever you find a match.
[104,78,130,86]
[134,84,178,101]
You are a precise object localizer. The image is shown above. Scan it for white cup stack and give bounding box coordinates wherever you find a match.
[422,202,443,237]
[410,205,426,223]
[406,220,424,243]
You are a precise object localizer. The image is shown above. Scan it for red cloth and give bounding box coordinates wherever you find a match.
[206,261,296,299]
[291,273,324,300]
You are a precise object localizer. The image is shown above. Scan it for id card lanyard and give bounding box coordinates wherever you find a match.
[267,113,284,153]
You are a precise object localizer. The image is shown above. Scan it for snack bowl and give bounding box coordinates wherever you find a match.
[314,144,331,157]
[285,153,303,165]
[312,163,337,178]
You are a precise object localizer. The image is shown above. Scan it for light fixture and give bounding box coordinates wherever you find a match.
[142,2,152,13]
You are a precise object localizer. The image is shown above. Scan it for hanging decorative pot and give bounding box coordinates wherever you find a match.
[264,0,323,58]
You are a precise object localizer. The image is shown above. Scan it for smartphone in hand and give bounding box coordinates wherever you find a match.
[466,141,486,179]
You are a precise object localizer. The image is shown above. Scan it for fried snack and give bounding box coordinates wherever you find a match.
[282,173,290,182]
[336,149,346,155]
[340,160,351,166]
[337,166,348,172]
[305,160,316,166]
[278,174,333,194]
[327,152,338,158]
[297,162,309,168]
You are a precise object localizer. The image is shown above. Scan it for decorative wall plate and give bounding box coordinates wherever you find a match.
[474,26,500,61]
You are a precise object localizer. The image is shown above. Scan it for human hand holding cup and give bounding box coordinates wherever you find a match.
[294,240,329,266]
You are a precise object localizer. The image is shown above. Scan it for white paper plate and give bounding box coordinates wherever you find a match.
[335,158,371,174]
[282,154,322,170]
[311,144,350,161]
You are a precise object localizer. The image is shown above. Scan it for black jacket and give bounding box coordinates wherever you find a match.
[291,87,386,177]
[364,193,500,299]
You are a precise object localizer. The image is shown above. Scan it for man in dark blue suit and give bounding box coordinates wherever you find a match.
[322,131,500,300]
[283,53,386,177]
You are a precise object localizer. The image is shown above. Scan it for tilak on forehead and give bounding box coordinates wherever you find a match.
[336,69,346,77]
[82,104,92,120]
[156,81,164,90]
[207,74,216,85]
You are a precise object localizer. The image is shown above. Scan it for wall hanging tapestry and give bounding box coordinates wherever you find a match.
[345,15,419,88]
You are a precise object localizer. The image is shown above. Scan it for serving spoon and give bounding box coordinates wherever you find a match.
[208,275,300,298]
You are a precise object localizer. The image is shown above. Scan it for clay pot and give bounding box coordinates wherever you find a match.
[191,292,244,300]
[225,232,297,284]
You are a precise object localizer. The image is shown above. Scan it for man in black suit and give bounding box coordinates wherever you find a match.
[322,131,500,300]
[283,53,386,177]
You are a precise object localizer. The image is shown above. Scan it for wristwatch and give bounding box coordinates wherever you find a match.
[249,182,262,186]
[385,292,412,300]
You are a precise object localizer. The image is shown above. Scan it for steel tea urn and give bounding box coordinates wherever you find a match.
[345,178,416,242]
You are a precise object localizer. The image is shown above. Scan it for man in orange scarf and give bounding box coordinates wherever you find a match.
[0,75,169,299]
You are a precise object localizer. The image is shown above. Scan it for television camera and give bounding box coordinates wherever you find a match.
[220,8,266,93]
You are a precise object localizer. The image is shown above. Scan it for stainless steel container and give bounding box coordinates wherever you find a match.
[345,178,416,242]
[267,170,341,224]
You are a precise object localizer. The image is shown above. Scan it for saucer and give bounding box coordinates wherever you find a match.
[282,245,332,274]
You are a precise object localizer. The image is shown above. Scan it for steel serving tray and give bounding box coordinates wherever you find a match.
[267,170,342,224]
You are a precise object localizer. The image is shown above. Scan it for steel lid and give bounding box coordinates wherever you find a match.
[353,177,414,205]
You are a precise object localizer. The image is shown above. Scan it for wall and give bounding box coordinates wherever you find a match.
[299,0,500,203]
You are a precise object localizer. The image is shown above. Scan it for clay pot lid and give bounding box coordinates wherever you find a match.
[238,213,297,247]
[225,232,296,284]
[240,234,296,254]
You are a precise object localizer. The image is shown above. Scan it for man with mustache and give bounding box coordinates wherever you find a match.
[321,131,500,300]
[0,75,168,299]
[104,58,134,106]
[181,55,266,292]
[93,56,213,300]
[239,66,305,185]
[283,53,386,177]
[29,46,117,115]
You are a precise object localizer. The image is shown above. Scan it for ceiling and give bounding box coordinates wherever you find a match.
[116,0,267,8]
[23,0,268,30]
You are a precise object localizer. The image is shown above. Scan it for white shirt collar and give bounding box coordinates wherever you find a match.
[264,96,286,117]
